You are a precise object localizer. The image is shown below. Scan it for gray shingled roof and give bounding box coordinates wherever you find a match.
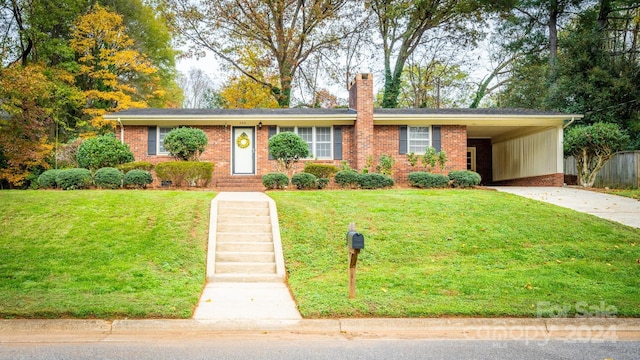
[107,108,355,116]
[106,107,577,117]
[373,108,576,116]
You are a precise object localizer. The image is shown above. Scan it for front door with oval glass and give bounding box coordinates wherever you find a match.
[233,127,255,174]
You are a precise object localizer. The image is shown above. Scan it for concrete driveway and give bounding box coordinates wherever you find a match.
[491,186,640,229]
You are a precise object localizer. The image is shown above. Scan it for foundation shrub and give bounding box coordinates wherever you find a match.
[408,172,450,188]
[155,161,214,187]
[93,167,123,189]
[262,172,289,189]
[448,170,482,188]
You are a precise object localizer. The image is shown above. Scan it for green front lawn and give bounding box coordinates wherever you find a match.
[0,190,214,319]
[602,188,640,200]
[270,190,640,318]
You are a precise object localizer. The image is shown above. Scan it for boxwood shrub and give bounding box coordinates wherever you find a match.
[317,177,329,189]
[334,170,360,188]
[408,172,450,188]
[303,163,338,178]
[94,167,123,189]
[123,170,153,189]
[117,161,153,173]
[291,172,317,190]
[262,172,289,189]
[55,168,92,190]
[38,169,63,189]
[155,161,214,187]
[448,170,481,188]
[358,173,394,189]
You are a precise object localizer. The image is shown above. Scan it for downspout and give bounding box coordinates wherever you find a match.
[563,116,576,129]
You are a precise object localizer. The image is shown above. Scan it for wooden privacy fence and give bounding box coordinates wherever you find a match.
[564,151,640,189]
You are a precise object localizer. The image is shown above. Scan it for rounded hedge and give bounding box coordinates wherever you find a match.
[408,172,450,188]
[291,172,317,190]
[124,169,153,188]
[94,167,123,189]
[77,134,134,170]
[448,170,481,188]
[262,172,289,189]
[317,177,329,189]
[55,168,92,190]
[163,127,208,161]
[38,169,63,188]
[117,161,153,173]
[334,170,360,188]
[155,161,214,187]
[303,163,338,178]
[358,173,394,189]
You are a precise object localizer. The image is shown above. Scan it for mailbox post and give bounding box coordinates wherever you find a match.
[346,222,364,299]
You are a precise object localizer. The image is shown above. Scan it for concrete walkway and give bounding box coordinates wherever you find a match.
[491,186,640,228]
[193,192,301,321]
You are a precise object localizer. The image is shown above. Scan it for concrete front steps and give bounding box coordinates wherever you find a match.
[211,199,281,282]
[193,192,300,320]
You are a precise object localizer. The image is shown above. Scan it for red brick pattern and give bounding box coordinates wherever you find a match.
[349,74,374,170]
[493,173,564,187]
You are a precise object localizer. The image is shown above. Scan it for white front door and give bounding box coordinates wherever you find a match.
[233,127,255,174]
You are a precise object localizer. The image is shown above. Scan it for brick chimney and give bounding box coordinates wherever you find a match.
[348,73,374,170]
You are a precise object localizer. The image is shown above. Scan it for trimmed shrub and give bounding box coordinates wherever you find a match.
[268,132,309,173]
[55,168,92,190]
[291,172,317,190]
[77,134,134,170]
[38,169,63,188]
[163,127,208,161]
[93,167,123,189]
[123,170,153,189]
[408,172,450,188]
[262,172,289,189]
[117,161,153,173]
[448,170,481,188]
[317,177,329,189]
[304,163,338,178]
[155,161,214,187]
[334,170,360,188]
[358,173,394,189]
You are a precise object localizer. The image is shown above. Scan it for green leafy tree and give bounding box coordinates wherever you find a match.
[370,0,504,108]
[76,133,134,170]
[268,132,309,175]
[164,0,354,108]
[163,127,208,161]
[564,123,629,187]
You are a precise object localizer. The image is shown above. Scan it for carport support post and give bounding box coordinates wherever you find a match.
[348,222,359,299]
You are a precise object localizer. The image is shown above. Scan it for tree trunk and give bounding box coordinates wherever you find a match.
[548,0,559,69]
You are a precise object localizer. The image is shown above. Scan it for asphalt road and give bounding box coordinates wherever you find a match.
[1,334,637,360]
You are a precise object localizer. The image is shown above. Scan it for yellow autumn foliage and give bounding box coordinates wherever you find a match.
[70,5,160,131]
[219,76,279,109]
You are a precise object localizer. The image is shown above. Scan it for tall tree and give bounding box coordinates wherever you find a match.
[0,64,54,186]
[370,0,499,108]
[218,75,280,109]
[164,0,354,108]
[178,67,214,108]
[70,5,161,133]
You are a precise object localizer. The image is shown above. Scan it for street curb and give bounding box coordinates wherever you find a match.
[2,318,639,340]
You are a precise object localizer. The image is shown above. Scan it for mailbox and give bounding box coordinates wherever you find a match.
[346,231,365,249]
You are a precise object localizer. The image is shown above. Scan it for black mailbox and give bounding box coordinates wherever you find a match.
[346,231,365,249]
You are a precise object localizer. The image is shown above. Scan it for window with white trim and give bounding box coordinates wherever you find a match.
[408,126,431,154]
[277,126,332,159]
[158,127,174,154]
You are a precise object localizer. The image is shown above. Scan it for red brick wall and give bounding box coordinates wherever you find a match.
[493,173,564,186]
[349,73,374,170]
[371,125,468,183]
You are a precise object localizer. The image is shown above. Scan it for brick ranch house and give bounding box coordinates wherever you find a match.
[105,74,583,189]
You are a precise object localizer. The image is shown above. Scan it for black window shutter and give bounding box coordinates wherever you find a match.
[432,126,442,152]
[268,126,277,160]
[399,126,408,154]
[333,126,343,160]
[148,126,157,155]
